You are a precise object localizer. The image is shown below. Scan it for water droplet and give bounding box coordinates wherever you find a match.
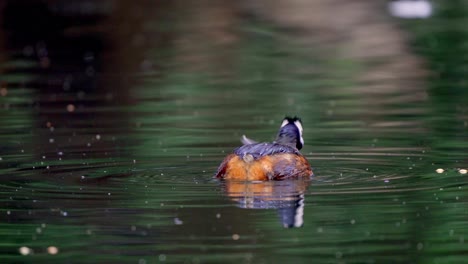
[47,246,58,255]
[174,218,183,225]
[19,246,32,255]
[66,104,75,112]
[232,234,240,240]
[436,168,444,173]
[417,242,424,250]
[0,87,8,97]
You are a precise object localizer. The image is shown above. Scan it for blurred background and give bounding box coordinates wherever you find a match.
[0,0,467,263]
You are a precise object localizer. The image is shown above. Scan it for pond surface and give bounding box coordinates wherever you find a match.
[1,1,468,263]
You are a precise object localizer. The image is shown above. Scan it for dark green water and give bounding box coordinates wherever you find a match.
[1,1,468,263]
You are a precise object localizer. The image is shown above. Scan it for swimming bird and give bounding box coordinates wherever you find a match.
[215,117,313,181]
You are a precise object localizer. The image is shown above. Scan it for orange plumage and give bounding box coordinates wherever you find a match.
[216,153,312,180]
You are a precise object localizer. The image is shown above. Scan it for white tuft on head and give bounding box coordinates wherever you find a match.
[280,119,289,128]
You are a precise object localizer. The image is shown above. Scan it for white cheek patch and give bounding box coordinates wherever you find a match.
[294,120,303,133]
[294,120,304,146]
[280,119,289,128]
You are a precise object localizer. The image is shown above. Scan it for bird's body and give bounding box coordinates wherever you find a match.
[215,117,313,181]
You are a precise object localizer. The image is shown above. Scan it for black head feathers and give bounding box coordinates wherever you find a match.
[276,116,304,150]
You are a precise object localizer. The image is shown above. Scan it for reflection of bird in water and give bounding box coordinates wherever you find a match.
[215,117,313,180]
[220,179,310,228]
